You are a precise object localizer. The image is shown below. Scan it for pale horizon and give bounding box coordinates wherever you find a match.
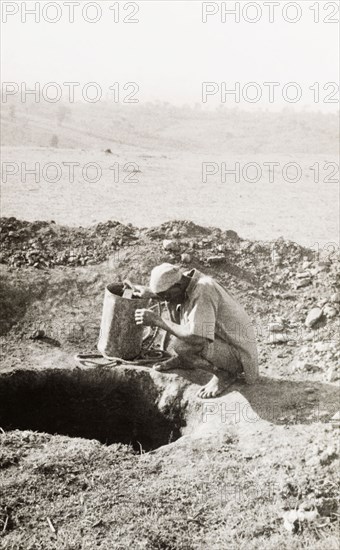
[1,0,339,111]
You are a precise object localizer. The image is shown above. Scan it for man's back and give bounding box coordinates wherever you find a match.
[180,269,259,384]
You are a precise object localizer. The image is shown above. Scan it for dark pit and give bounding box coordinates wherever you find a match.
[0,366,186,452]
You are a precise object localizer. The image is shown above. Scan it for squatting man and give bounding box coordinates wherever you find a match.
[133,264,259,398]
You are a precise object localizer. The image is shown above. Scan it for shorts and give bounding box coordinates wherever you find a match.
[201,337,243,375]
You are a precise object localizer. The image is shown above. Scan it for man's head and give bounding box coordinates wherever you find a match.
[149,263,190,304]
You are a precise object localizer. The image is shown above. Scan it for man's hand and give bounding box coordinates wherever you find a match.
[132,285,158,299]
[135,308,162,327]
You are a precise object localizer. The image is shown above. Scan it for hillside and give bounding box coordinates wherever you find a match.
[1,99,339,155]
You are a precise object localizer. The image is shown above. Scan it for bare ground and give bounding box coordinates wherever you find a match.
[0,218,339,549]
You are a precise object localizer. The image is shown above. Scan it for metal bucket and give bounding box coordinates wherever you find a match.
[97,283,149,360]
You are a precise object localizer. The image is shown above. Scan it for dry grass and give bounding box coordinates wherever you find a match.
[0,426,339,550]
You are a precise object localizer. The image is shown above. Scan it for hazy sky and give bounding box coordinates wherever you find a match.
[1,0,339,110]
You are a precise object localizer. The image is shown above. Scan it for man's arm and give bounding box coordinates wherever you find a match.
[135,308,207,346]
[130,284,159,300]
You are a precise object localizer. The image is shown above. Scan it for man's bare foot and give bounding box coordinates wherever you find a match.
[153,355,182,372]
[197,374,236,399]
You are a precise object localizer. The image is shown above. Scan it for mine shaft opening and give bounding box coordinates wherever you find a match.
[0,367,185,452]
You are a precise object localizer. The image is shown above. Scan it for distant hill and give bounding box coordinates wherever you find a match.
[1,98,338,155]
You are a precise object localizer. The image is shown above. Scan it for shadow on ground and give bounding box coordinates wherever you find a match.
[167,368,339,425]
[0,277,28,335]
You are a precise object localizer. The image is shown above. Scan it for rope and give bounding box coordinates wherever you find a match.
[74,348,171,368]
[139,301,162,351]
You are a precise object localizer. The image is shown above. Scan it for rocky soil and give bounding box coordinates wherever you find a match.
[0,217,339,549]
[1,216,339,381]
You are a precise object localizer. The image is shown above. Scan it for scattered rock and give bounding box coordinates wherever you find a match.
[225,230,239,240]
[319,446,337,465]
[303,363,322,373]
[207,255,225,264]
[330,291,340,303]
[317,497,338,516]
[323,304,338,319]
[30,329,45,340]
[268,322,285,333]
[290,360,304,373]
[299,499,317,512]
[330,411,340,428]
[180,253,191,264]
[305,308,323,328]
[318,260,331,268]
[296,271,311,279]
[303,334,314,342]
[283,509,318,533]
[281,293,296,300]
[0,217,137,268]
[296,277,312,289]
[268,333,289,344]
[162,239,180,252]
[314,342,333,353]
[325,367,338,382]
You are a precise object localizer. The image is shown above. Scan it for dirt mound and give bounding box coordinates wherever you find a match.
[0,217,137,268]
[1,217,241,269]
[1,217,339,369]
[0,216,310,274]
[145,219,219,239]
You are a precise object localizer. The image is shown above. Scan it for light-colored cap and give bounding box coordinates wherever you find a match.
[149,263,182,294]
